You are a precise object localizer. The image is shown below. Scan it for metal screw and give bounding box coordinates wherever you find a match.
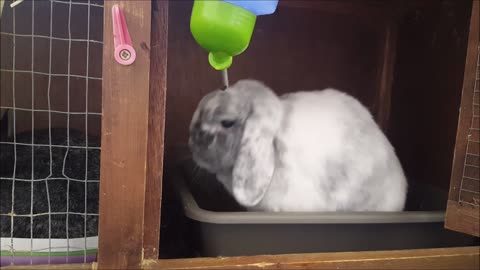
[120,49,131,60]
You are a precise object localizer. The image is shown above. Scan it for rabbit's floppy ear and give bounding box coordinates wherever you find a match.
[231,81,282,207]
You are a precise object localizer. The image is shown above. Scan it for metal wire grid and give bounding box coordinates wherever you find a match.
[459,45,480,206]
[0,0,103,264]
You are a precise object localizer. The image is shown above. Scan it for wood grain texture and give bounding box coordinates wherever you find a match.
[387,0,473,190]
[446,201,479,237]
[374,16,398,130]
[3,247,479,269]
[143,0,169,260]
[98,1,152,269]
[448,0,479,202]
[445,0,480,237]
[6,247,480,270]
[145,247,480,270]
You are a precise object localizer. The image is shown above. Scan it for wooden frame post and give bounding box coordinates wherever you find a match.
[445,0,479,237]
[98,1,152,268]
[143,0,169,260]
[375,16,397,131]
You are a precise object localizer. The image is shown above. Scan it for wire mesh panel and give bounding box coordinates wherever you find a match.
[0,0,103,266]
[459,46,480,207]
[446,1,480,238]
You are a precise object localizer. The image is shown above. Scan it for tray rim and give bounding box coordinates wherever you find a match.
[173,174,446,225]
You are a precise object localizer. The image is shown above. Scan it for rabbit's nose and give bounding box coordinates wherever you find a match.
[196,129,214,146]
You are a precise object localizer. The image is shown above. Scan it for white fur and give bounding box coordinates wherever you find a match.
[192,80,408,212]
[250,89,407,212]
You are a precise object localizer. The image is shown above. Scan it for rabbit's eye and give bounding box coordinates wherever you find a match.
[220,120,236,129]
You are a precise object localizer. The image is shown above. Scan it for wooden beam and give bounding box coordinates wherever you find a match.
[143,0,169,260]
[98,1,152,269]
[446,201,480,237]
[5,247,478,269]
[145,247,480,270]
[448,0,479,202]
[375,17,398,131]
[445,0,480,237]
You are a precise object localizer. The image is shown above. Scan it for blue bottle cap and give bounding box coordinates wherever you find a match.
[223,0,279,16]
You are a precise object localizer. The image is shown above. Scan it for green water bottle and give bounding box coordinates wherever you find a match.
[190,0,278,71]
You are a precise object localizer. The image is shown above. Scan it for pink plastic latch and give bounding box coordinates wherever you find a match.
[112,4,136,65]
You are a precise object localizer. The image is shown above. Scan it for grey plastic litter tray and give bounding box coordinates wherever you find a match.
[171,162,479,257]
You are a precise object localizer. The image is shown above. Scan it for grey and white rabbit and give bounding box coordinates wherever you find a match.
[189,79,407,212]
